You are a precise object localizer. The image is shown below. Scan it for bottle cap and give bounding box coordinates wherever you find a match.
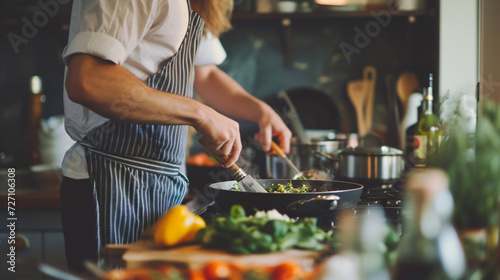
[424,86,433,101]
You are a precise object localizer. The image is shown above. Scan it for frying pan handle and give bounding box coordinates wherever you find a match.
[285,195,340,216]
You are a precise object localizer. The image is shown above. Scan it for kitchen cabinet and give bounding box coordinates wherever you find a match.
[232,9,433,21]
[0,1,434,25]
[230,5,436,68]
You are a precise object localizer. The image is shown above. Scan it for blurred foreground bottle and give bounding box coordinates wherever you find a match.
[355,205,391,280]
[393,169,466,280]
[315,205,391,280]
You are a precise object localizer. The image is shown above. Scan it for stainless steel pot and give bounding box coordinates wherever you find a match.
[338,146,404,184]
[266,139,347,179]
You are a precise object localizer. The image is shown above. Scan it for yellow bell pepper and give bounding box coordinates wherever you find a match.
[180,215,206,243]
[154,205,206,247]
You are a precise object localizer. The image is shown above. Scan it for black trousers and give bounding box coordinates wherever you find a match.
[60,176,98,272]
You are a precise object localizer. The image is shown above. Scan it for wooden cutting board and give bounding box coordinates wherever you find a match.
[108,241,322,271]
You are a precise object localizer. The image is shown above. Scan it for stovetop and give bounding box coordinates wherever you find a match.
[356,183,404,230]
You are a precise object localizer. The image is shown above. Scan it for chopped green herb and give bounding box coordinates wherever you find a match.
[229,180,319,193]
[195,205,333,254]
[230,184,241,191]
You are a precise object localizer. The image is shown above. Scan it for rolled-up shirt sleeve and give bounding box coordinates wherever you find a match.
[195,31,227,66]
[62,0,158,66]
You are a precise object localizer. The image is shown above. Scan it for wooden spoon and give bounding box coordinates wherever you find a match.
[396,71,420,118]
[348,79,368,137]
[271,141,300,175]
[347,66,377,138]
[270,141,332,180]
[363,66,377,133]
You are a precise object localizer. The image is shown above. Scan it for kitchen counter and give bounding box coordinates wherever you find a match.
[0,184,62,209]
[0,167,63,209]
[0,167,199,210]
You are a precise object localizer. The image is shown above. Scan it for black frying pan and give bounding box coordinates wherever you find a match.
[208,179,363,217]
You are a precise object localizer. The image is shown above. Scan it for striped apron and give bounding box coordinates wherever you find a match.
[79,3,204,252]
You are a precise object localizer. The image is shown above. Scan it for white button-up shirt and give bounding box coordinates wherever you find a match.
[62,0,226,179]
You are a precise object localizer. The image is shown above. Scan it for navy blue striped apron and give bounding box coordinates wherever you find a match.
[79,3,204,253]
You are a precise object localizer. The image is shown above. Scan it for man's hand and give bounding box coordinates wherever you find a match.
[194,107,242,168]
[254,107,292,154]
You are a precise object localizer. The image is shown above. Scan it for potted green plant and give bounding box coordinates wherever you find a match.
[429,98,500,267]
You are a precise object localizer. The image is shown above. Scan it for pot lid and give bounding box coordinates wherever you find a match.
[291,137,347,146]
[338,146,403,156]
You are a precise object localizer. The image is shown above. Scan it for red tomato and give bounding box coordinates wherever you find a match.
[203,261,232,280]
[187,153,210,166]
[271,262,301,280]
[189,269,207,280]
[186,153,220,167]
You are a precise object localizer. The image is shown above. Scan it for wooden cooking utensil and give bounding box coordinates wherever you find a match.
[348,79,368,137]
[347,66,377,138]
[386,74,402,149]
[363,66,377,133]
[270,141,332,180]
[396,71,420,118]
[271,141,301,175]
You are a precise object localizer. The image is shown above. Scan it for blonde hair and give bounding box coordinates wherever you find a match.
[190,0,233,37]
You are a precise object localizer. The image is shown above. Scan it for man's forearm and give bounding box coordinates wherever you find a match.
[66,53,204,127]
[194,65,274,123]
[66,54,243,166]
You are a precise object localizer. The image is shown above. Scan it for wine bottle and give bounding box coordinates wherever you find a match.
[413,74,442,167]
[405,97,423,168]
[28,75,45,165]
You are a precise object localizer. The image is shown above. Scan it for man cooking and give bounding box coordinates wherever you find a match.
[60,0,291,272]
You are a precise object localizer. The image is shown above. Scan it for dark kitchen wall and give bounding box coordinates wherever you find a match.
[0,1,70,168]
[0,23,69,168]
[0,1,438,168]
[218,14,438,140]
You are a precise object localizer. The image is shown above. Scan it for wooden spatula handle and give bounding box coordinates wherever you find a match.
[208,152,241,173]
[197,138,241,175]
[271,141,286,158]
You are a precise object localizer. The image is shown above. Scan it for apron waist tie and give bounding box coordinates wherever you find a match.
[78,142,188,182]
